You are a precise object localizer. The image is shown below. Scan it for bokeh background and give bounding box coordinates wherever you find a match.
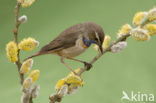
[0,0,156,103]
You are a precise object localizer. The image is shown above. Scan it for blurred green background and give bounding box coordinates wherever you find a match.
[0,0,156,103]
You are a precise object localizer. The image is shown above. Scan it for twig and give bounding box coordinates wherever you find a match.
[13,2,24,85]
[49,33,131,103]
[14,2,37,103]
[13,1,33,103]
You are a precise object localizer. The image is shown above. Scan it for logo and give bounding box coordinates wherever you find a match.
[121,91,154,102]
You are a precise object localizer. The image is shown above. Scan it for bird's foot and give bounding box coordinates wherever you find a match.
[83,62,92,71]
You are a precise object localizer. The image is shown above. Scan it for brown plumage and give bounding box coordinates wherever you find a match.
[26,22,105,73]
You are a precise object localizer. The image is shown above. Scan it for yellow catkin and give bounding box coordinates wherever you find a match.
[65,73,83,87]
[93,35,111,52]
[117,24,132,38]
[55,68,84,93]
[18,37,39,51]
[20,59,33,74]
[144,24,156,36]
[68,84,79,94]
[29,70,40,82]
[55,79,66,91]
[133,12,147,26]
[93,45,99,52]
[102,35,111,49]
[67,68,81,77]
[18,0,35,8]
[6,41,18,63]
[23,77,33,89]
[148,8,156,21]
[130,28,150,41]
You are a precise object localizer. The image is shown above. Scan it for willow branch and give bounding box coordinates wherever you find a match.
[13,2,24,85]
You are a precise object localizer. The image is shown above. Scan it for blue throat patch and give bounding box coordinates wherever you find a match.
[83,37,96,47]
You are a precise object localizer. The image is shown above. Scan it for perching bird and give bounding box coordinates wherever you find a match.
[26,22,105,73]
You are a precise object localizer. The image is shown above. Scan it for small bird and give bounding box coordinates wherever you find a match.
[26,22,105,74]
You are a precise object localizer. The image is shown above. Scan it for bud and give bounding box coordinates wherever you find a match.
[133,12,148,26]
[74,68,81,73]
[55,79,66,91]
[93,35,111,52]
[21,93,30,103]
[130,28,150,41]
[65,71,84,95]
[20,59,33,74]
[67,68,82,77]
[148,8,156,22]
[31,85,40,98]
[93,45,99,52]
[6,41,18,63]
[22,77,33,93]
[102,35,111,49]
[58,84,68,97]
[65,72,84,87]
[143,24,156,36]
[29,70,40,82]
[117,24,132,38]
[68,84,79,95]
[18,37,39,51]
[18,0,35,8]
[111,41,127,53]
[18,15,27,24]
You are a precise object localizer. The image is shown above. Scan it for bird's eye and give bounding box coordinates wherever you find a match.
[95,38,98,41]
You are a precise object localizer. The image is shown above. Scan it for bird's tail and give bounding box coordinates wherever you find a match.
[24,51,45,61]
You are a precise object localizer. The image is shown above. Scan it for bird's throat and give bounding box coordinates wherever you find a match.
[83,37,91,47]
[83,37,96,47]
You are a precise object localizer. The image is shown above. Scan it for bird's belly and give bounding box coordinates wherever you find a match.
[58,46,87,57]
[57,36,88,58]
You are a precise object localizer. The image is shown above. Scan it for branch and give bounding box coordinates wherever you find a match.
[21,85,40,103]
[13,1,34,103]
[13,2,24,85]
[12,1,41,103]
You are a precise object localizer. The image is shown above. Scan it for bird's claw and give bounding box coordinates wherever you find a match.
[84,62,92,71]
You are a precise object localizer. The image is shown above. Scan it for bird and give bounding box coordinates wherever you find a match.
[25,22,105,74]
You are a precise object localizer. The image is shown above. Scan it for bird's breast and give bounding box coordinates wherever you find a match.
[57,37,88,57]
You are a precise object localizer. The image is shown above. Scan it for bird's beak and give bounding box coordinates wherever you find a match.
[99,44,103,54]
[96,39,103,54]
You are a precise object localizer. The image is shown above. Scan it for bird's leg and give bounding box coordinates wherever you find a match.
[60,58,77,75]
[66,57,92,70]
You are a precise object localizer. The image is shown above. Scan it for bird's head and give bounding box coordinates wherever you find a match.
[82,22,105,53]
[89,30,105,53]
[83,25,104,54]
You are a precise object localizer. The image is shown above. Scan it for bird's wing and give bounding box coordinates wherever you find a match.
[39,22,88,54]
[39,31,83,53]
